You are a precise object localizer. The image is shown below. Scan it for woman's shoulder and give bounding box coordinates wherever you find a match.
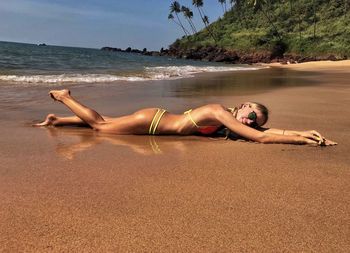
[198,104,228,113]
[191,104,229,119]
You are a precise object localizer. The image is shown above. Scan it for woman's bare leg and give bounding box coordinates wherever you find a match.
[46,89,154,134]
[48,89,105,129]
[39,89,162,134]
[34,114,112,127]
[34,114,87,127]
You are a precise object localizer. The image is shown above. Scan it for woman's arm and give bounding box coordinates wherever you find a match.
[260,128,337,145]
[260,128,325,142]
[213,106,335,145]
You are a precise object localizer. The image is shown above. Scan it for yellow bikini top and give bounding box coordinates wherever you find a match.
[183,109,200,127]
[184,107,237,127]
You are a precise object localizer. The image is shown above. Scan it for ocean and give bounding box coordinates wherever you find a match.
[0,41,261,86]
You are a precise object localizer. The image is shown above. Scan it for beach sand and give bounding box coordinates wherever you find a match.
[0,62,349,252]
[267,59,350,72]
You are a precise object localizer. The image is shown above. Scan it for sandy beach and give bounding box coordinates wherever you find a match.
[0,61,349,252]
[267,59,350,72]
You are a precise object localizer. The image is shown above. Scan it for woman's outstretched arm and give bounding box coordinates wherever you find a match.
[213,106,336,146]
[259,128,337,145]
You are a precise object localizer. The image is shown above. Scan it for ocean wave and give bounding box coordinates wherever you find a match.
[0,65,265,84]
[0,74,146,84]
[145,65,263,79]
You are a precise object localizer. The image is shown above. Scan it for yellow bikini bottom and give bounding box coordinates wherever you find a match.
[149,108,167,135]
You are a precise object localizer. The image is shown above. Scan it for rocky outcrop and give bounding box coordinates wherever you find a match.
[163,45,346,64]
[101,46,345,64]
[101,46,163,57]
[101,47,122,52]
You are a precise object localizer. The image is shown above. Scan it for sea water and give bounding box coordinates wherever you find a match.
[0,41,261,86]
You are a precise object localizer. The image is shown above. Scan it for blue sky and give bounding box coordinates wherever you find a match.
[0,0,225,50]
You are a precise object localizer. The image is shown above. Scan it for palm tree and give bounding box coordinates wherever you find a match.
[312,0,317,40]
[168,13,190,36]
[203,15,210,26]
[230,0,247,28]
[192,0,205,24]
[296,0,303,42]
[181,6,197,34]
[192,0,217,41]
[218,0,227,14]
[229,0,235,9]
[170,1,190,36]
[250,0,282,40]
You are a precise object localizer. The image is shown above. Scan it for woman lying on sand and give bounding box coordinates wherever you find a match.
[35,89,336,146]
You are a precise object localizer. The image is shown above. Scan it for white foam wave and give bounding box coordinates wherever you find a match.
[0,74,146,84]
[145,65,262,79]
[0,65,264,84]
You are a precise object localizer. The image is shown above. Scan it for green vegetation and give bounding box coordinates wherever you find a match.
[169,0,350,57]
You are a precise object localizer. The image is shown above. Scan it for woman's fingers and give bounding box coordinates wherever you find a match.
[305,138,318,146]
[306,130,326,145]
[305,135,337,146]
[304,132,322,143]
[310,130,324,141]
[323,139,338,146]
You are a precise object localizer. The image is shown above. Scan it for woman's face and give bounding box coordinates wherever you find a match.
[236,103,265,128]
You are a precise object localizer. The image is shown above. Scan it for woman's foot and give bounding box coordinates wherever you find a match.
[49,89,70,102]
[33,114,57,127]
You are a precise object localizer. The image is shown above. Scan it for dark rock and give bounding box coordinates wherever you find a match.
[326,55,337,61]
[101,47,122,52]
[150,51,160,56]
[131,49,141,53]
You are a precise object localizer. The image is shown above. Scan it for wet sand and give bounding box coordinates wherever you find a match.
[0,64,349,252]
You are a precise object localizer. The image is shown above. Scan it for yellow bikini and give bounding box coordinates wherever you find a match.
[183,109,199,127]
[149,108,167,135]
[149,107,234,135]
[184,109,219,135]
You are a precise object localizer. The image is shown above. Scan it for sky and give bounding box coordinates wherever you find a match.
[0,0,226,51]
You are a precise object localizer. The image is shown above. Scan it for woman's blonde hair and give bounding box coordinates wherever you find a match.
[222,102,269,140]
[248,101,269,126]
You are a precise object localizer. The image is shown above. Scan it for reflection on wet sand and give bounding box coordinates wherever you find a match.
[164,68,321,97]
[43,127,189,160]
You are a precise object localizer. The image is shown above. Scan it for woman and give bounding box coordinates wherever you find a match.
[35,89,337,146]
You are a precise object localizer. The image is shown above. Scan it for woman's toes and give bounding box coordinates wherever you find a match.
[33,114,57,127]
[48,89,70,101]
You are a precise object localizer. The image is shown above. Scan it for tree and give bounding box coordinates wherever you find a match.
[181,6,197,34]
[168,13,190,36]
[229,0,235,9]
[296,0,304,42]
[230,0,248,29]
[170,1,190,36]
[250,0,282,40]
[218,0,227,14]
[203,15,210,26]
[192,0,217,41]
[312,0,317,40]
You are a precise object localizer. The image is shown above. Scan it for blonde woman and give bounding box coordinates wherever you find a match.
[35,89,337,146]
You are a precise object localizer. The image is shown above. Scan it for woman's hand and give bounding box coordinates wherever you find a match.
[299,130,337,146]
[299,130,324,141]
[321,138,337,146]
[299,130,327,144]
